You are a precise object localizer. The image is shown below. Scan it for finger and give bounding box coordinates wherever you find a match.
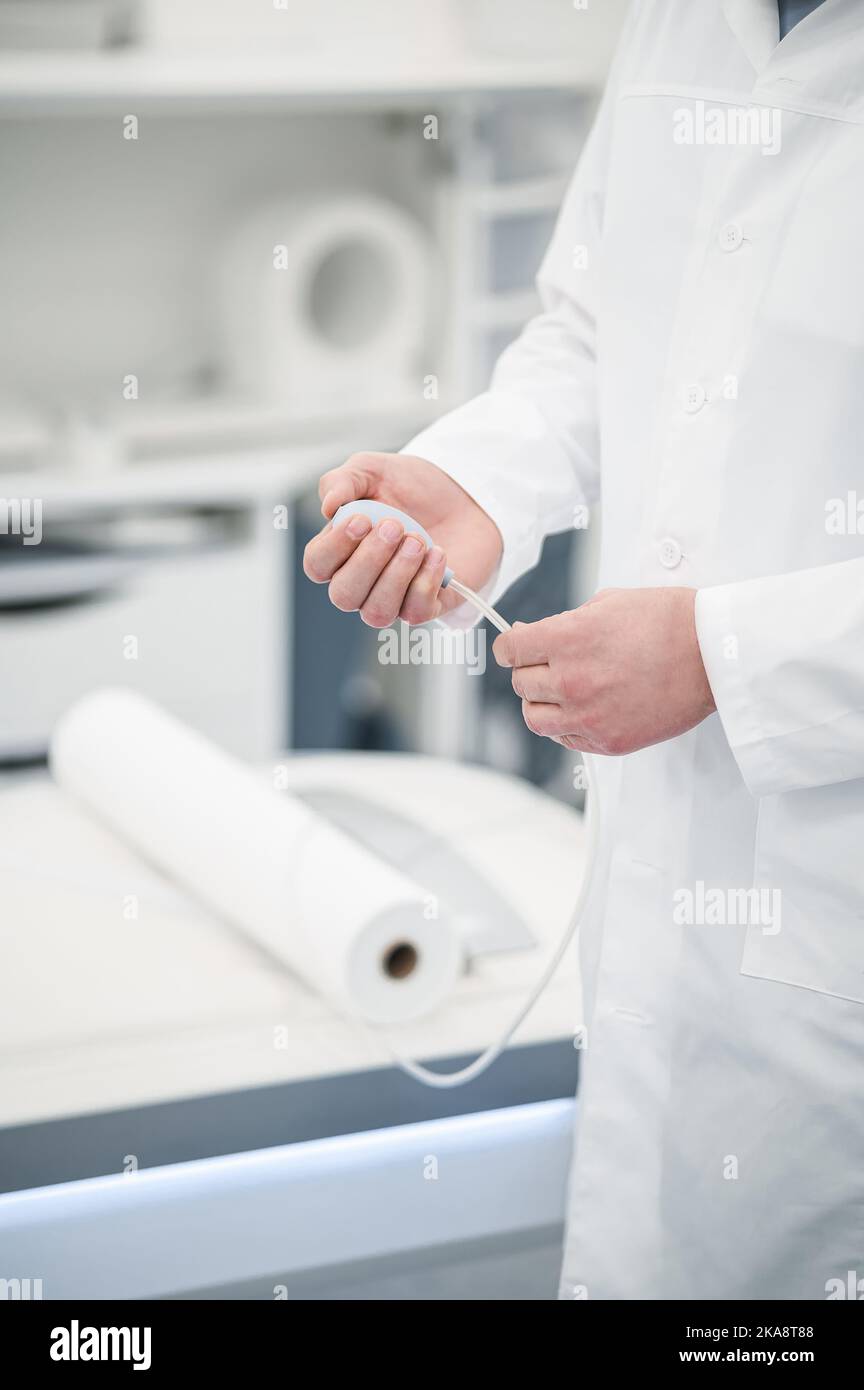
[521,700,572,738]
[511,663,557,702]
[327,516,406,612]
[318,455,376,519]
[303,511,374,583]
[360,533,428,628]
[400,545,448,625]
[493,616,563,669]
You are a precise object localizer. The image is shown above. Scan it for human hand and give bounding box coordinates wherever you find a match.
[493,587,716,754]
[303,452,502,626]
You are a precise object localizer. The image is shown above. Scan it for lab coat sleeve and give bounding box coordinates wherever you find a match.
[695,556,864,798]
[401,8,641,625]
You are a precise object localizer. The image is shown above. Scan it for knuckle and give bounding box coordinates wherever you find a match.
[345,452,380,484]
[401,599,430,625]
[557,665,580,705]
[303,545,328,584]
[565,662,601,706]
[401,577,434,625]
[360,603,393,629]
[328,579,356,613]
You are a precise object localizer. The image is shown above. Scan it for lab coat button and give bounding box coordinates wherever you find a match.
[658,537,683,569]
[719,221,744,252]
[684,383,706,413]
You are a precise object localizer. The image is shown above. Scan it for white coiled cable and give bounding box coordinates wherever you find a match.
[382,578,599,1088]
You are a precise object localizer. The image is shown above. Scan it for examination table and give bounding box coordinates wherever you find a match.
[0,753,585,1299]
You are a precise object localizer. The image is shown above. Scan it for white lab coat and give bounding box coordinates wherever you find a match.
[404,0,864,1299]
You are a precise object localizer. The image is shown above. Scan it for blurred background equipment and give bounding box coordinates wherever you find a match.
[0,1,136,51]
[0,0,626,788]
[218,196,433,412]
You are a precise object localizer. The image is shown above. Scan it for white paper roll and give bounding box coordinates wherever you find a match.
[218,196,432,408]
[49,689,463,1024]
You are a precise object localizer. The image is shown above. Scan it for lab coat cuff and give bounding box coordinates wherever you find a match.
[695,583,780,799]
[401,420,541,631]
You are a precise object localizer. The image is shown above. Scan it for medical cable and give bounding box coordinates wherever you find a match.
[444,576,512,635]
[333,499,600,1088]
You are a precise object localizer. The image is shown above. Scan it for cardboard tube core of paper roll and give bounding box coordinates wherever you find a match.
[383,941,420,980]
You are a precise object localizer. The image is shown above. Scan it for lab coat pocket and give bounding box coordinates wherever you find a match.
[742,782,864,1005]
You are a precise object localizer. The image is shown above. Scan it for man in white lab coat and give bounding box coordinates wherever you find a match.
[304,0,864,1299]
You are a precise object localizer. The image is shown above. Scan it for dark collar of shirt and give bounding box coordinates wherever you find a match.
[777,0,826,40]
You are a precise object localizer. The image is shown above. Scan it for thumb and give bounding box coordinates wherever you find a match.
[319,454,381,519]
[493,616,560,668]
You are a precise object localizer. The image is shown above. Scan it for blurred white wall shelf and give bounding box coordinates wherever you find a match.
[0,399,447,478]
[0,445,360,515]
[0,51,602,116]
